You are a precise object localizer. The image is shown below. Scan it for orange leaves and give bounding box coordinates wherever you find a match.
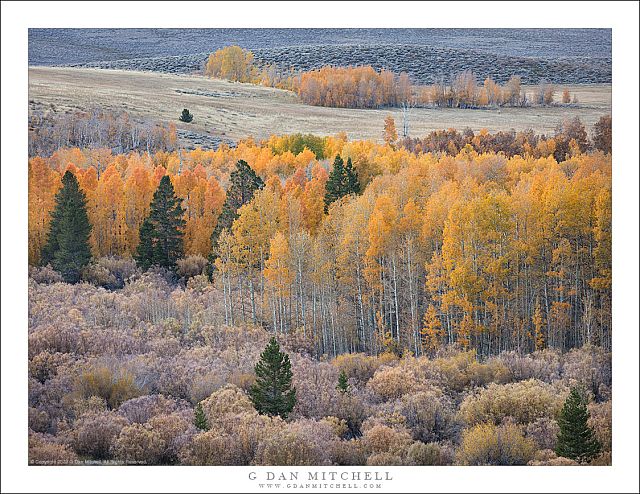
[298,66,410,109]
[366,194,398,260]
[28,157,61,264]
[383,115,398,147]
[264,231,294,295]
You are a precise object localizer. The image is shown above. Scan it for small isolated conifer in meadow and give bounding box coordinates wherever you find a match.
[179,108,193,123]
[41,170,92,283]
[555,387,602,463]
[249,337,296,418]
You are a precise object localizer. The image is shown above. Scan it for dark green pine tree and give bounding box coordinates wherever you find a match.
[210,159,264,253]
[324,154,345,213]
[194,402,209,431]
[555,387,602,462]
[323,155,361,213]
[179,108,193,123]
[337,370,349,394]
[134,217,155,271]
[249,337,297,419]
[344,157,361,195]
[41,171,92,283]
[136,175,185,271]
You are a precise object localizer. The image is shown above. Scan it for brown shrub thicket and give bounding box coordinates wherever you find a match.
[456,422,536,465]
[113,424,166,464]
[458,379,566,426]
[27,275,611,466]
[29,432,79,465]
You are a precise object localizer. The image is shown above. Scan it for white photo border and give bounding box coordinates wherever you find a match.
[2,1,638,493]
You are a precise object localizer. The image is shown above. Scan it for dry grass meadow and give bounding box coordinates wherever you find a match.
[29,67,612,144]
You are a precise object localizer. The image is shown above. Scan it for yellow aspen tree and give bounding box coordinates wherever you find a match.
[421,305,443,353]
[383,115,398,147]
[533,303,546,351]
[264,231,294,333]
[91,165,127,256]
[124,166,153,253]
[28,157,61,264]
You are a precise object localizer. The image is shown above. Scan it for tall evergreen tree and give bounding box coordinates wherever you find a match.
[210,159,264,253]
[135,175,185,271]
[41,171,92,283]
[323,155,360,213]
[249,337,296,418]
[555,387,602,462]
[134,217,155,271]
[345,157,361,195]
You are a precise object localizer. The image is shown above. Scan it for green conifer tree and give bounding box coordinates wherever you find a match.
[136,175,185,271]
[249,337,296,418]
[344,157,361,195]
[179,108,193,123]
[194,402,209,431]
[324,154,345,212]
[210,159,264,254]
[134,217,155,271]
[41,171,92,283]
[555,387,602,462]
[323,155,361,213]
[337,370,349,393]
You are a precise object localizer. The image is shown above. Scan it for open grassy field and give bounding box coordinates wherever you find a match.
[29,67,611,146]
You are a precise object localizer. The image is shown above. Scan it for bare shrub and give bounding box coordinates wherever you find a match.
[562,345,612,401]
[117,394,189,424]
[76,365,141,409]
[71,411,129,460]
[29,407,51,433]
[333,439,367,466]
[29,265,63,284]
[491,349,562,383]
[179,427,239,465]
[113,423,166,464]
[458,379,566,426]
[29,432,78,465]
[427,350,510,392]
[29,351,73,383]
[588,400,612,452]
[406,441,455,466]
[150,412,198,463]
[332,353,380,383]
[83,256,138,289]
[589,451,612,466]
[254,419,338,466]
[366,452,404,466]
[525,417,560,451]
[528,449,579,465]
[199,384,254,426]
[332,390,371,438]
[176,255,208,280]
[361,423,413,458]
[291,358,339,419]
[367,366,418,401]
[393,389,458,443]
[456,422,536,465]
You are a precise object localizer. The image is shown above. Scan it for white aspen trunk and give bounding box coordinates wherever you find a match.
[392,254,400,345]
